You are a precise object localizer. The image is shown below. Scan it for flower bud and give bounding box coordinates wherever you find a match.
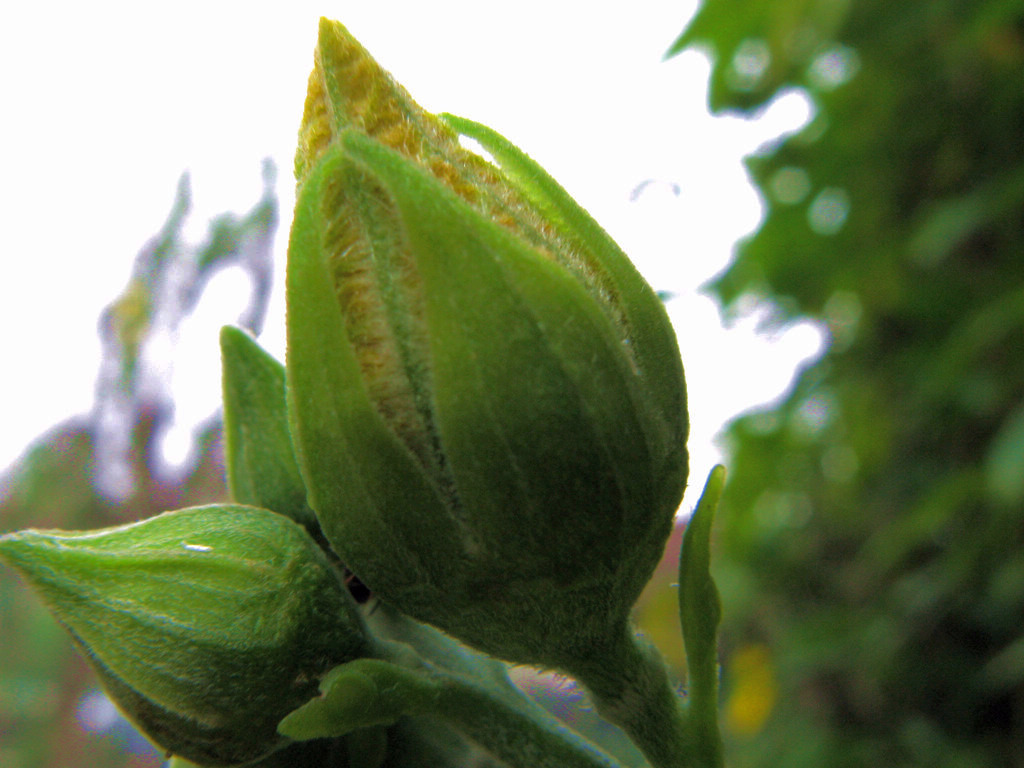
[286,20,688,670]
[0,505,370,766]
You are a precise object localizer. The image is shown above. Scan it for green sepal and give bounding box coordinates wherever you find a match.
[220,325,317,530]
[286,144,468,598]
[0,506,370,767]
[679,465,726,768]
[342,129,655,560]
[440,112,688,480]
[279,659,437,741]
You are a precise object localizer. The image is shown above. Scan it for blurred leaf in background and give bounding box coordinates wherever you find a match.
[670,1,1024,766]
[0,163,277,768]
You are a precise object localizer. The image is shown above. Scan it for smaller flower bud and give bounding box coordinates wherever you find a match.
[0,505,370,767]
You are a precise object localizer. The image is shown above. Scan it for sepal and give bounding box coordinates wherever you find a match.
[439,112,687,453]
[279,659,435,740]
[220,325,317,530]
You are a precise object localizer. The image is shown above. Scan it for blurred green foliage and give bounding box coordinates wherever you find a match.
[671,1,1024,765]
[0,166,277,768]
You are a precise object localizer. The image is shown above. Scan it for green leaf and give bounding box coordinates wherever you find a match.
[679,466,725,768]
[665,0,852,112]
[220,326,317,530]
[279,659,436,741]
[986,400,1024,506]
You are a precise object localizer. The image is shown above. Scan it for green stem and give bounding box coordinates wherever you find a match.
[565,627,691,768]
[430,672,623,768]
[366,639,623,768]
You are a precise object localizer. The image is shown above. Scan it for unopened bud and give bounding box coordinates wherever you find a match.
[286,19,688,670]
[0,505,370,766]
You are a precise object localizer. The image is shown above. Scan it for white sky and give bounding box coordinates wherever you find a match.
[0,1,822,513]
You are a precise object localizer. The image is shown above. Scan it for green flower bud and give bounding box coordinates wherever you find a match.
[0,506,370,766]
[287,20,687,670]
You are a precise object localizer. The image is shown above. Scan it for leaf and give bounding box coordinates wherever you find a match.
[278,659,436,741]
[220,325,317,530]
[679,465,725,768]
[985,400,1024,506]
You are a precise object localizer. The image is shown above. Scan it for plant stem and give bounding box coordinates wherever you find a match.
[564,626,691,768]
[430,672,623,768]
[368,637,623,768]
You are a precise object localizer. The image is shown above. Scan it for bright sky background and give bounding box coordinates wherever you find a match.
[0,1,822,514]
